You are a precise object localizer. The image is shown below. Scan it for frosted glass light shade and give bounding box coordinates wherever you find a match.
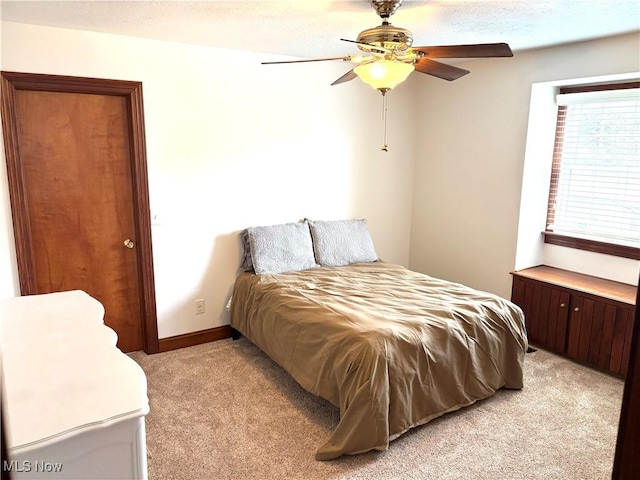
[354,60,415,91]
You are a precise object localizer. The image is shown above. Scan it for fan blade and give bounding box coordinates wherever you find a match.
[262,56,351,65]
[331,69,358,86]
[412,43,513,58]
[414,58,470,81]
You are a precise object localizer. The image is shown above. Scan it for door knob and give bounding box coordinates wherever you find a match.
[123,239,135,249]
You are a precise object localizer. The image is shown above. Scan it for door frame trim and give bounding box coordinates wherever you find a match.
[1,71,159,354]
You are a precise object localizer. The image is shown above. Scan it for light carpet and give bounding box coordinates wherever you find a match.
[129,338,623,480]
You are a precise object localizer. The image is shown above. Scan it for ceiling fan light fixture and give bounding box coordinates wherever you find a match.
[354,60,414,91]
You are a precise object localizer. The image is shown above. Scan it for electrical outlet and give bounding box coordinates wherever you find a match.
[195,299,205,315]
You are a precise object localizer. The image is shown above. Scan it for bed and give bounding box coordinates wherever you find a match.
[230,222,527,461]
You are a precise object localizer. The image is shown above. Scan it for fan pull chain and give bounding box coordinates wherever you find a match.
[381,90,388,152]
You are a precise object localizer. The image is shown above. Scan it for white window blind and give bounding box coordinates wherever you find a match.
[546,83,640,248]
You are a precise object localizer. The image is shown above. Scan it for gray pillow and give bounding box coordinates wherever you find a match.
[247,222,317,274]
[240,229,253,271]
[308,219,378,267]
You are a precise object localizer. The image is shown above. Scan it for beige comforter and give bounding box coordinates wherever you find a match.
[230,262,527,460]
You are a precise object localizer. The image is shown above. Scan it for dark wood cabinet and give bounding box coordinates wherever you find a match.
[511,266,636,378]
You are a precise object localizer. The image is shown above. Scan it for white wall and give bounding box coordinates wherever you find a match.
[410,33,640,298]
[2,22,638,339]
[0,22,417,338]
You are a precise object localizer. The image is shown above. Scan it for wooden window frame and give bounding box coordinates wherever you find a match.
[543,81,640,260]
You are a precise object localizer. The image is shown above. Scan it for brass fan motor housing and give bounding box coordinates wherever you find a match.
[370,0,404,19]
[356,23,414,53]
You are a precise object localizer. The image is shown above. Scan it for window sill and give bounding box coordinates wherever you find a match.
[543,232,640,260]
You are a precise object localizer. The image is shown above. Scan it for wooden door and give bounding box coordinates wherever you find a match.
[1,72,159,353]
[612,275,639,478]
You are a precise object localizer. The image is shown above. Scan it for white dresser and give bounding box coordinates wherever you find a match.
[0,290,149,479]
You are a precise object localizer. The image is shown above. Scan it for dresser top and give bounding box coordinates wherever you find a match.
[512,265,637,306]
[0,290,149,453]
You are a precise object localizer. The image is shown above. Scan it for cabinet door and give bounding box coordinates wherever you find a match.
[545,288,571,352]
[511,277,569,353]
[609,307,635,377]
[567,296,634,377]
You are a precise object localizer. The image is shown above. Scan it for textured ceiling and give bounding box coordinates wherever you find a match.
[2,0,639,60]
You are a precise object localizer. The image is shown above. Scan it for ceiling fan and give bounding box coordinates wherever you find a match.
[263,0,513,93]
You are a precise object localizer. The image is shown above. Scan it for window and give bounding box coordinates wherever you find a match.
[544,82,640,260]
